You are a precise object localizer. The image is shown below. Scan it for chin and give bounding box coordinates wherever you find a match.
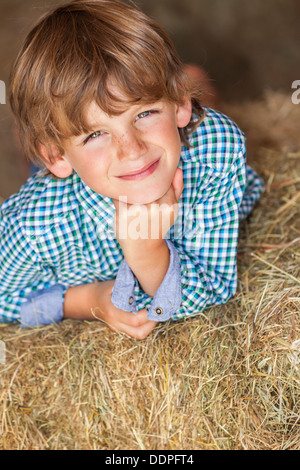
[126,195,159,205]
[126,186,168,205]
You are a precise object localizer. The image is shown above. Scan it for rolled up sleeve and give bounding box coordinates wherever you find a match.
[19,285,64,328]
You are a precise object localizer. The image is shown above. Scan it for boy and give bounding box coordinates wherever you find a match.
[0,0,264,339]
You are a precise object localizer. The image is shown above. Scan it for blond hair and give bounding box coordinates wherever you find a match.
[10,0,203,167]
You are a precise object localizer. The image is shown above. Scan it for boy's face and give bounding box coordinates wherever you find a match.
[47,90,192,204]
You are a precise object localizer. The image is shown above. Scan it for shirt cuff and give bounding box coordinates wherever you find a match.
[19,285,64,328]
[147,240,182,321]
[111,259,138,313]
[111,240,182,322]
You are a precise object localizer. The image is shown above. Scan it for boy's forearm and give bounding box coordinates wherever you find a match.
[63,281,113,320]
[119,239,170,297]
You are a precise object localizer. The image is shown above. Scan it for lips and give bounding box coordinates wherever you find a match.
[117,159,160,181]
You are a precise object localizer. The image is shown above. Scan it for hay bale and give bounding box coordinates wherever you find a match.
[0,91,299,450]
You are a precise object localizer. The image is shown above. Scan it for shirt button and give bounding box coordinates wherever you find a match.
[155,307,163,316]
[128,296,134,305]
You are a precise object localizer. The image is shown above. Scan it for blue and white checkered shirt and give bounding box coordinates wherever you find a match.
[0,108,264,327]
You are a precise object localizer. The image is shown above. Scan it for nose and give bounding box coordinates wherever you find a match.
[116,129,147,161]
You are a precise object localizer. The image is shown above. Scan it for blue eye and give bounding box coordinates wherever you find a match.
[138,111,151,119]
[136,110,158,121]
[90,131,104,139]
[84,130,105,144]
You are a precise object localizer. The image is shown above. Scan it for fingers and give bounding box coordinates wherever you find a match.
[161,167,184,204]
[120,318,158,340]
[104,307,158,340]
[171,167,184,202]
[91,282,158,339]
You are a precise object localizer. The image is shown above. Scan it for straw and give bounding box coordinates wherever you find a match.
[0,91,299,450]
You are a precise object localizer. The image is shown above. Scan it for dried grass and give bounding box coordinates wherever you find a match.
[0,91,299,450]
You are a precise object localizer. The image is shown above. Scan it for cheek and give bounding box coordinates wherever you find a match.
[153,122,182,155]
[165,130,182,167]
[77,149,109,176]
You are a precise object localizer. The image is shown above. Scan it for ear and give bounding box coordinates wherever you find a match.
[39,143,73,178]
[175,98,192,128]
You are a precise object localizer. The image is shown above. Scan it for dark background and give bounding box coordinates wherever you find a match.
[0,0,299,198]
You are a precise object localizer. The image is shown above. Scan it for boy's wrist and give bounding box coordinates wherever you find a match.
[120,239,170,297]
[118,237,165,259]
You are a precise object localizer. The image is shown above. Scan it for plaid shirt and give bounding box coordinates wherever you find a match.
[0,108,264,326]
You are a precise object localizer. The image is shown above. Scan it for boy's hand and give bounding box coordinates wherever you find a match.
[93,281,158,340]
[64,280,158,340]
[96,304,158,340]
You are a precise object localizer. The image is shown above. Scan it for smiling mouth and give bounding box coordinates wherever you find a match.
[117,159,160,181]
